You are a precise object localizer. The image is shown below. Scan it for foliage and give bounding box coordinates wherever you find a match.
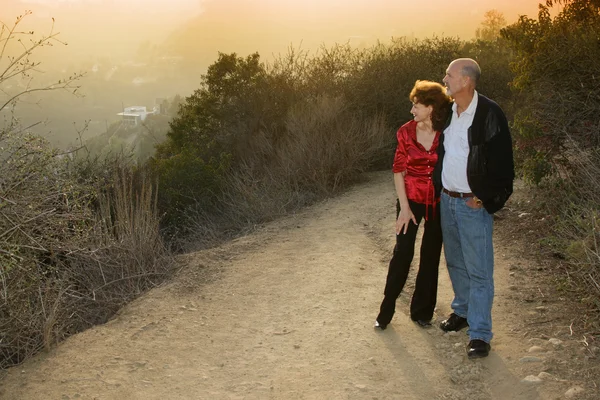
[539,142,600,311]
[164,52,270,156]
[152,35,516,239]
[502,0,600,315]
[151,53,273,225]
[0,128,173,369]
[502,0,600,179]
[343,37,463,128]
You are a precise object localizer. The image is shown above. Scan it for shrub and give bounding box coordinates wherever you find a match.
[0,130,172,369]
[502,0,600,316]
[551,143,600,309]
[502,0,600,179]
[152,37,516,239]
[178,95,391,250]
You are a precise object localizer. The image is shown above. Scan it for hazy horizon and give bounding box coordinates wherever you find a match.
[1,0,547,148]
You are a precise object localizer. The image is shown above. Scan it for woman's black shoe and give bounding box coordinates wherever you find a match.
[374,320,387,330]
[414,319,432,328]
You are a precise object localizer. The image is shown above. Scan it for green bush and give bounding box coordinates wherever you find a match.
[502,0,600,315]
[503,0,600,180]
[150,147,230,231]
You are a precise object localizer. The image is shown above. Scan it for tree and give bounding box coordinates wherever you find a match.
[502,0,600,182]
[545,0,600,6]
[150,52,271,226]
[475,10,507,41]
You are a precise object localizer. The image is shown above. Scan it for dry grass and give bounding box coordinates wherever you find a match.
[0,136,173,369]
[280,95,391,193]
[555,142,600,318]
[177,95,392,251]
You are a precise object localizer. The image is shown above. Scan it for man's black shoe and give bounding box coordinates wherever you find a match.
[414,319,432,328]
[467,339,491,358]
[439,313,469,332]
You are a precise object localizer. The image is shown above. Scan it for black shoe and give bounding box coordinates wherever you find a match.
[414,319,432,328]
[467,339,491,358]
[439,313,469,332]
[374,320,387,330]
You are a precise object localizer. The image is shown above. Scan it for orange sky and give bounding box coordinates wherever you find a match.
[4,0,547,65]
[1,0,552,146]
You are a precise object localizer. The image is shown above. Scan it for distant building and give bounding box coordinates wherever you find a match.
[117,106,154,126]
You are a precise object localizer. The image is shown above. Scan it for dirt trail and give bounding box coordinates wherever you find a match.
[0,171,593,399]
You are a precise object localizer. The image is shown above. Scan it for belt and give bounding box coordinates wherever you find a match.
[442,188,474,198]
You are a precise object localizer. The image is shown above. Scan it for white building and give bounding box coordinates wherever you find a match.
[117,106,154,126]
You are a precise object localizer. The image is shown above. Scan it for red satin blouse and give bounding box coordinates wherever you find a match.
[392,120,440,210]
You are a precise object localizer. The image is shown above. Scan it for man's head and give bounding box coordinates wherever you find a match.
[442,58,480,97]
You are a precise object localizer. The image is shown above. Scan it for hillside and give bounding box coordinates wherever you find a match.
[0,171,597,399]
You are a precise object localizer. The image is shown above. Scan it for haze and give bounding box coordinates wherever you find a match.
[2,0,544,148]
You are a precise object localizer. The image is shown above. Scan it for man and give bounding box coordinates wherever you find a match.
[433,58,514,358]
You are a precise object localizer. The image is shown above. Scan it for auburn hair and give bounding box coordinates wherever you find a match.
[409,80,452,132]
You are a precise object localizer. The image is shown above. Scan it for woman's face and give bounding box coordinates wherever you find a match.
[410,101,433,124]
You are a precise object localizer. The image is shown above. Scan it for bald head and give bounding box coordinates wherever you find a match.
[443,58,480,98]
[451,58,481,87]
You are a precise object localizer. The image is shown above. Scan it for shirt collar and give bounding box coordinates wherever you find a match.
[451,90,478,116]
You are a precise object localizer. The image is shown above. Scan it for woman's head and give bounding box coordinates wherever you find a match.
[409,80,452,131]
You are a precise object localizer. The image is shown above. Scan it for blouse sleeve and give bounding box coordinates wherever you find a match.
[392,126,408,173]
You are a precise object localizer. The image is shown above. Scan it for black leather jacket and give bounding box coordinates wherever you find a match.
[433,93,514,214]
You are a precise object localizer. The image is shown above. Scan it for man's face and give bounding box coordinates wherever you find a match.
[443,62,466,97]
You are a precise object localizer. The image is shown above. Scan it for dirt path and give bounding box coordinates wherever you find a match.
[0,171,595,399]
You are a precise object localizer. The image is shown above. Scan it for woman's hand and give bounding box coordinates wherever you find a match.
[396,207,417,235]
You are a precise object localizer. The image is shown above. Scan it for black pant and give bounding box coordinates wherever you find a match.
[376,199,443,325]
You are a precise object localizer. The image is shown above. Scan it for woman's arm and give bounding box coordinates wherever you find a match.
[394,171,417,235]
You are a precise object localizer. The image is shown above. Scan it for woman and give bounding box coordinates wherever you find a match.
[375,80,451,330]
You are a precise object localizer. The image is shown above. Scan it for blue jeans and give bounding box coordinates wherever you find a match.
[440,191,494,343]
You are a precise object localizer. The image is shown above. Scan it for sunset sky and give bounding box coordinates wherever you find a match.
[4,0,547,65]
[1,0,553,147]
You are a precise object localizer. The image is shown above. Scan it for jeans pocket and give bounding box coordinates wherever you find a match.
[464,198,484,210]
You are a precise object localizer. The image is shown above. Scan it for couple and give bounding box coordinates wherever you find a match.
[374,58,515,359]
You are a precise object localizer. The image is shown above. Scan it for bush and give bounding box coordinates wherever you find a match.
[343,37,463,128]
[152,37,516,241]
[503,0,600,179]
[550,143,600,309]
[502,0,600,317]
[0,142,173,368]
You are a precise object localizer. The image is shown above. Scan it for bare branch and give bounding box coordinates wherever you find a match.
[0,73,83,113]
[0,11,82,115]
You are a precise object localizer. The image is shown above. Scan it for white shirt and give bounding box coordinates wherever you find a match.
[442,91,478,193]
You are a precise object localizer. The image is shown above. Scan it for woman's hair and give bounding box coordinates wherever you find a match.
[409,80,452,132]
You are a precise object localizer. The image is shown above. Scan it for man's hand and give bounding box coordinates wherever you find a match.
[466,197,484,209]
